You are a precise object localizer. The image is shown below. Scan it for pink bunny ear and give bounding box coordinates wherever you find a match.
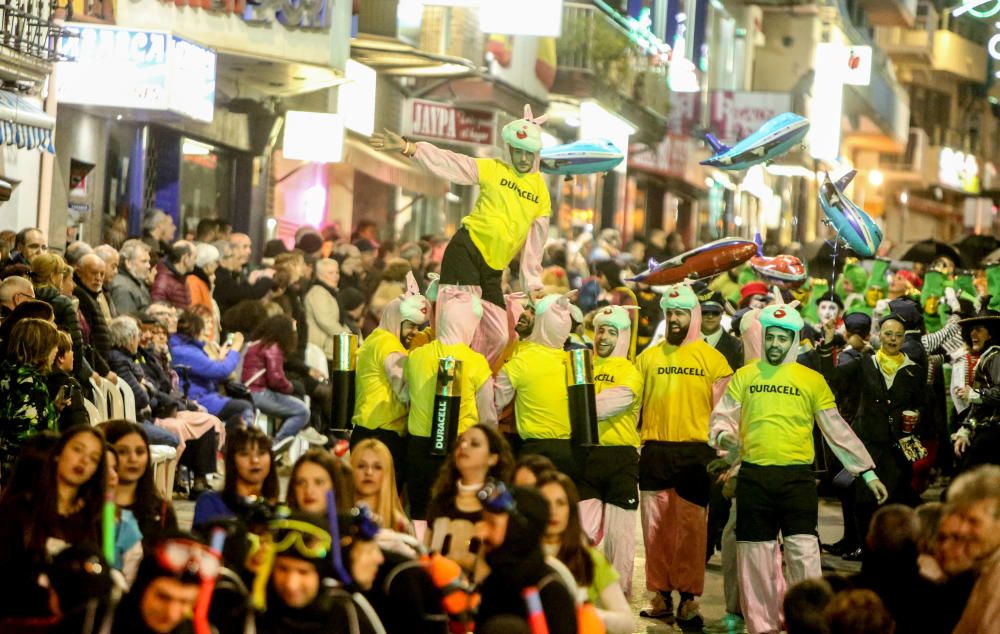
[532,112,549,126]
[405,271,419,296]
[523,104,534,120]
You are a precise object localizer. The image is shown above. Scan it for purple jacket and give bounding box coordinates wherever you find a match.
[241,342,294,395]
[150,261,191,309]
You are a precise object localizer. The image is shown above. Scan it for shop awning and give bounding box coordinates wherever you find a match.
[343,136,449,197]
[0,90,55,153]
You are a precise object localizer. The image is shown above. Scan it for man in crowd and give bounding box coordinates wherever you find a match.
[636,282,733,628]
[151,241,195,310]
[142,209,177,264]
[112,239,153,316]
[699,288,742,372]
[94,244,120,318]
[0,275,34,320]
[950,465,1000,633]
[710,304,887,634]
[214,233,271,315]
[64,240,94,266]
[75,253,117,381]
[10,227,47,265]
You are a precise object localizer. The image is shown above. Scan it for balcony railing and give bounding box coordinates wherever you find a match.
[556,2,669,116]
[0,0,74,64]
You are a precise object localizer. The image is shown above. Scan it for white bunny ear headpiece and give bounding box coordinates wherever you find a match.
[404,271,420,297]
[523,104,549,127]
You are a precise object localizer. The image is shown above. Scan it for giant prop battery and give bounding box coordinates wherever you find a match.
[431,356,463,456]
[331,333,358,431]
[566,349,599,447]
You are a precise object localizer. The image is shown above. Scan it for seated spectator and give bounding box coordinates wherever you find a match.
[824,589,895,634]
[9,227,47,265]
[151,240,195,309]
[111,239,152,316]
[169,310,252,429]
[0,318,62,477]
[350,438,412,537]
[0,425,107,621]
[187,242,220,311]
[48,329,90,430]
[242,314,327,451]
[784,578,834,634]
[74,252,117,381]
[193,427,278,528]
[195,217,219,244]
[305,257,349,359]
[64,240,94,266]
[214,233,271,315]
[338,286,367,338]
[0,297,54,357]
[146,301,179,334]
[286,448,355,515]
[0,274,35,320]
[102,447,144,585]
[141,209,176,265]
[536,471,634,634]
[513,453,557,487]
[31,252,92,384]
[103,420,179,545]
[948,465,1000,634]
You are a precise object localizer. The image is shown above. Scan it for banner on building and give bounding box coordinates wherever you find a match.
[403,98,496,146]
[668,91,793,146]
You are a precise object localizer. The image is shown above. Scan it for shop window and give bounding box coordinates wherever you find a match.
[179,137,234,235]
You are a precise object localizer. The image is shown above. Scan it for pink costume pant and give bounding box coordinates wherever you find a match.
[640,489,708,595]
[737,534,817,634]
[579,499,637,597]
[439,284,510,368]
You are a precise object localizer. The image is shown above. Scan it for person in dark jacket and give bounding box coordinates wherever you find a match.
[820,313,927,560]
[141,209,176,266]
[952,309,1000,471]
[151,241,196,310]
[214,234,271,316]
[111,239,153,316]
[475,483,578,634]
[48,329,90,430]
[74,253,116,379]
[31,252,94,386]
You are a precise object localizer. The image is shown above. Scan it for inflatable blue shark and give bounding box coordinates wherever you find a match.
[819,170,883,257]
[699,113,810,171]
[540,138,624,177]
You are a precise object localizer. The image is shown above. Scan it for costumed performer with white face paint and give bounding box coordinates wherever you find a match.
[635,283,734,629]
[371,106,551,367]
[709,304,888,634]
[814,291,844,331]
[576,305,642,598]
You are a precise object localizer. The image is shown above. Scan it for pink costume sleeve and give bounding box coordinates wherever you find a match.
[384,352,408,405]
[413,142,479,186]
[476,377,498,426]
[712,376,731,407]
[595,386,635,420]
[519,216,549,292]
[815,408,876,476]
[494,369,515,411]
[709,393,743,453]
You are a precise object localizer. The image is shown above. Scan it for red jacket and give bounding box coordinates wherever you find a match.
[242,342,294,394]
[150,261,191,309]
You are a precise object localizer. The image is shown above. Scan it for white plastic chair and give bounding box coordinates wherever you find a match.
[89,378,108,421]
[102,377,125,419]
[83,399,101,425]
[150,445,178,500]
[118,380,137,421]
[305,343,329,379]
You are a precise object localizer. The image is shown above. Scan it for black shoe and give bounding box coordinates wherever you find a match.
[841,547,864,561]
[822,540,851,555]
[189,480,211,499]
[677,598,705,631]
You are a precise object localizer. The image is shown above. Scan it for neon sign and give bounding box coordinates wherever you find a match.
[952,0,1000,19]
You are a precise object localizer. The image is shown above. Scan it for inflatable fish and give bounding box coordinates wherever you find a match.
[700,113,810,171]
[628,238,757,286]
[540,138,624,177]
[819,170,883,257]
[750,235,807,289]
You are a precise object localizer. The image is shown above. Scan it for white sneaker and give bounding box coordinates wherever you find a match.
[272,436,295,454]
[298,427,329,446]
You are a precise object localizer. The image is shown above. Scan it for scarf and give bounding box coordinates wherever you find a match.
[876,349,905,376]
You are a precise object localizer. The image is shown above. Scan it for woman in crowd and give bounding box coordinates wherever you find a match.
[0,317,62,477]
[103,447,144,585]
[351,438,412,535]
[242,313,326,450]
[0,425,107,620]
[31,252,92,385]
[169,309,253,429]
[536,471,634,634]
[193,426,278,527]
[513,453,557,487]
[286,448,356,515]
[186,242,220,312]
[103,420,178,544]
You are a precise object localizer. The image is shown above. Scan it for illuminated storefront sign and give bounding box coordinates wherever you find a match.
[953,1,1000,76]
[939,146,980,194]
[404,99,496,146]
[162,0,331,30]
[58,24,217,122]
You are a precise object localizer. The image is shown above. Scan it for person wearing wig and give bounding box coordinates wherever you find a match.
[350,273,429,481]
[709,304,888,634]
[495,292,582,478]
[371,105,551,367]
[634,283,733,628]
[405,286,495,525]
[576,305,642,598]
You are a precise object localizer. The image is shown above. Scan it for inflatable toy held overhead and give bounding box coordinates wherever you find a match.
[700,112,810,171]
[750,233,808,289]
[628,238,757,286]
[540,138,625,178]
[819,170,883,257]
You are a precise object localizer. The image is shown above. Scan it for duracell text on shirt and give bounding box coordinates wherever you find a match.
[499,178,541,203]
[748,384,802,396]
[656,366,707,376]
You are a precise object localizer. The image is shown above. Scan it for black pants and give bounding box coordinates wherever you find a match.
[439,227,505,308]
[639,441,716,507]
[406,436,446,521]
[577,445,639,509]
[350,426,408,493]
[180,430,218,477]
[962,426,1000,471]
[736,463,818,541]
[519,438,581,481]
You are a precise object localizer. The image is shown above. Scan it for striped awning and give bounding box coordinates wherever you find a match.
[0,90,55,153]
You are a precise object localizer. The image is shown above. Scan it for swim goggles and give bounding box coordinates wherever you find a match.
[155,538,222,581]
[268,519,333,559]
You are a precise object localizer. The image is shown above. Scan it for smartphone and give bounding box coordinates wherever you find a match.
[54,385,69,403]
[226,333,235,346]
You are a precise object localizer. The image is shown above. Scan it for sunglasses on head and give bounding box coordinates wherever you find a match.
[155,538,222,581]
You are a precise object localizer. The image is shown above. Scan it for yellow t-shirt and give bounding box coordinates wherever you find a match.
[405,340,492,438]
[726,361,836,466]
[503,341,571,440]
[594,356,642,447]
[462,159,551,271]
[636,340,732,443]
[352,328,408,433]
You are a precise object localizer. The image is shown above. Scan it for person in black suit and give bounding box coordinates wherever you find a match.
[699,290,743,372]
